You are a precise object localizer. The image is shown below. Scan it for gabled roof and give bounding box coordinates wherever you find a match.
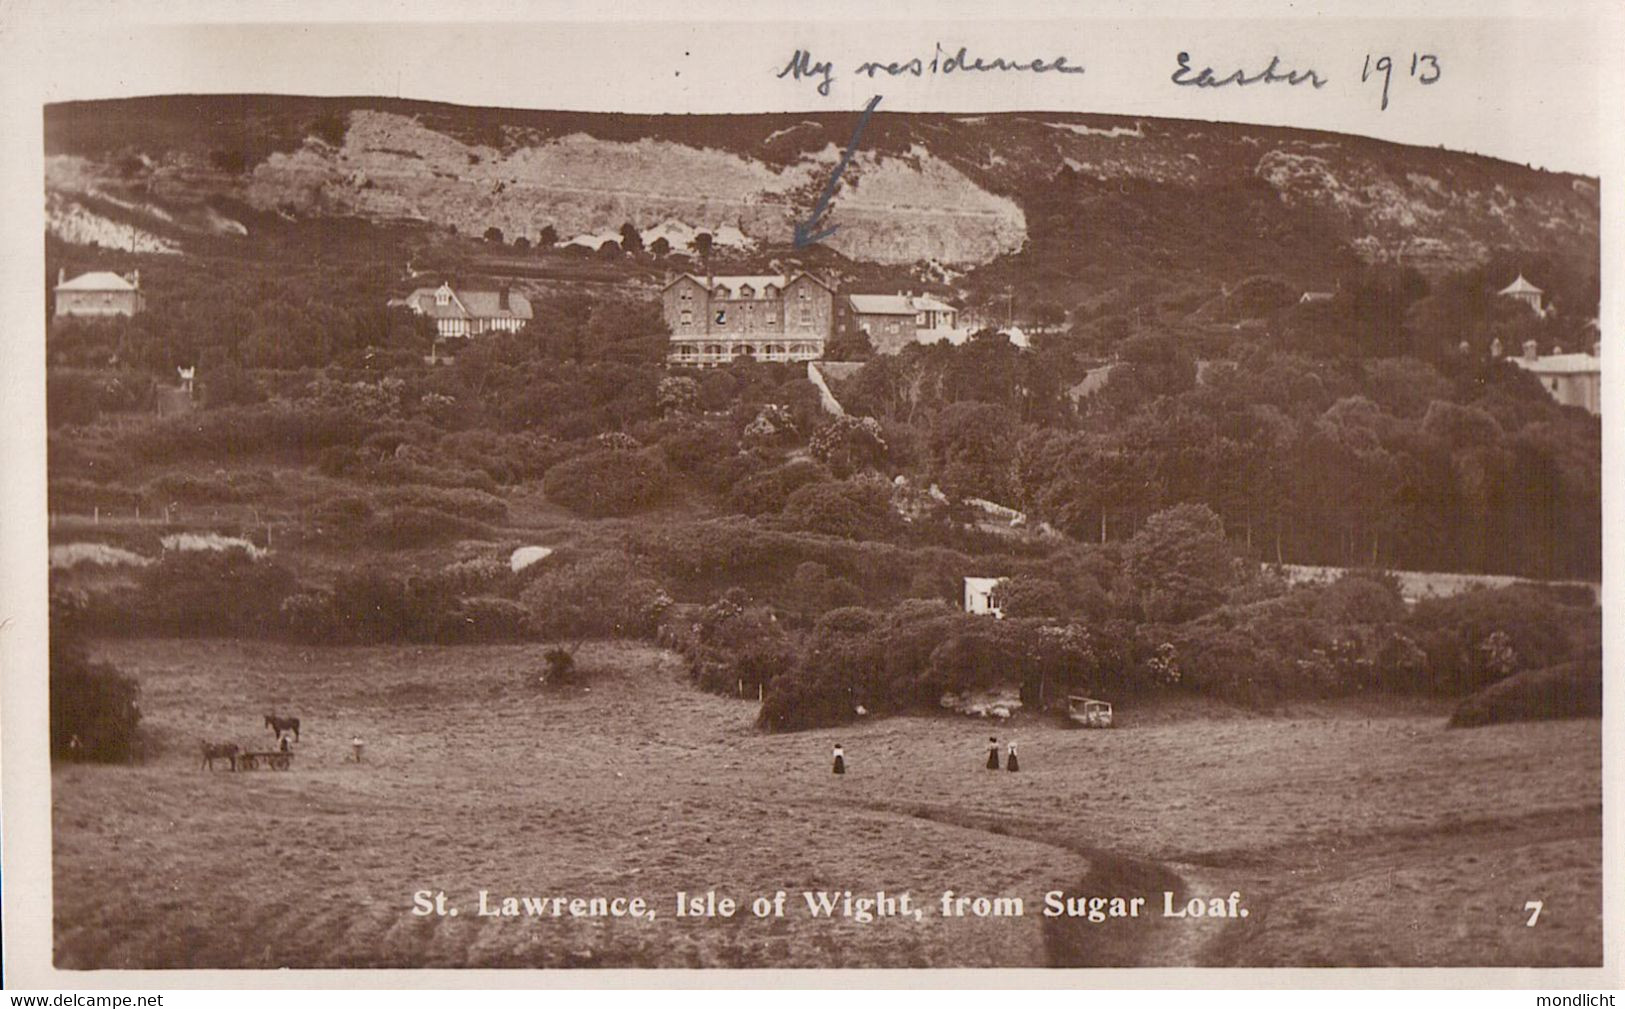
[663,271,834,295]
[57,271,136,292]
[912,294,956,313]
[400,285,533,321]
[1499,274,1544,296]
[849,294,917,315]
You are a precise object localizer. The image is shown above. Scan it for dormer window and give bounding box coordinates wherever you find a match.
[714,285,731,300]
[435,284,452,306]
[765,286,780,299]
[739,284,755,299]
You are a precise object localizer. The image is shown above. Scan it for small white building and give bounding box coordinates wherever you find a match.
[1508,339,1601,415]
[55,269,145,318]
[964,577,1004,617]
[1499,274,1547,317]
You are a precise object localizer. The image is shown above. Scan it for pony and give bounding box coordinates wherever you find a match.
[264,714,301,742]
[200,741,240,771]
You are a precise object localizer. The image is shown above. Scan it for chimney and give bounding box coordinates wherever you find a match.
[1523,339,1539,362]
[499,284,510,312]
[57,267,65,287]
[1490,337,1503,358]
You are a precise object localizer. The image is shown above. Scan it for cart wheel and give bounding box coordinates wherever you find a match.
[272,755,290,771]
[241,755,258,770]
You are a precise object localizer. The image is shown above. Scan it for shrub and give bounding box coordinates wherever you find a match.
[364,507,490,548]
[1448,655,1601,727]
[372,486,508,523]
[542,450,673,517]
[48,479,147,514]
[435,596,533,643]
[1408,586,1593,693]
[988,575,1069,619]
[519,552,672,640]
[50,589,142,762]
[728,459,829,516]
[100,548,298,637]
[780,479,898,540]
[543,646,579,683]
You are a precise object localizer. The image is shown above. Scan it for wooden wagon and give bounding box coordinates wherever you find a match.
[236,750,295,771]
[1066,695,1114,728]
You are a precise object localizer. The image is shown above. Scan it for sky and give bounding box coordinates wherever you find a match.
[16,2,1617,177]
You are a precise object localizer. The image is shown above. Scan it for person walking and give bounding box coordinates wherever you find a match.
[1006,741,1020,772]
[986,736,1000,770]
[832,743,846,775]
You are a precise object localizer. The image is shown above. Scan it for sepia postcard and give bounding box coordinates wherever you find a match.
[1,0,1620,990]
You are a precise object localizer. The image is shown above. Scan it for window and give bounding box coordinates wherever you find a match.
[680,309,693,327]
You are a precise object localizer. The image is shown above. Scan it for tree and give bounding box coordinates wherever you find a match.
[823,330,875,362]
[619,222,645,255]
[483,226,505,244]
[689,232,714,258]
[598,240,623,258]
[649,236,671,257]
[538,225,559,247]
[988,576,1069,619]
[1124,503,1236,623]
[513,236,531,251]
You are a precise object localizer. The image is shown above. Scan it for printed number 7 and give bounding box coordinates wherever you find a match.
[1525,900,1543,926]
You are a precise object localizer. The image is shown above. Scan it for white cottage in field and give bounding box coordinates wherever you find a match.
[964,577,1004,617]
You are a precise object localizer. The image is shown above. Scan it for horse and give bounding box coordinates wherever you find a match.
[200,741,240,771]
[264,714,300,742]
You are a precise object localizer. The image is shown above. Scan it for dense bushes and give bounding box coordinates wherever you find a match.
[1408,586,1595,694]
[519,552,672,640]
[50,588,142,762]
[88,548,298,637]
[780,478,898,540]
[124,404,375,462]
[48,369,154,427]
[542,449,673,517]
[1448,655,1601,727]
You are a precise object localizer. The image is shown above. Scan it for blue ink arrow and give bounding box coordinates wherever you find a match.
[793,94,882,249]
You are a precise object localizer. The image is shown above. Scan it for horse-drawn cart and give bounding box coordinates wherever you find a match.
[236,750,295,771]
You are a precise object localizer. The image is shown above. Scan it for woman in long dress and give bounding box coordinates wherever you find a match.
[1006,741,1020,772]
[832,743,846,775]
[986,736,1000,770]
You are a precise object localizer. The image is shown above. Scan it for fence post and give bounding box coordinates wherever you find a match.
[94,506,99,525]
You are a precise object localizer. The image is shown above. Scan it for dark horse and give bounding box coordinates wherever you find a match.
[264,714,301,742]
[201,741,240,771]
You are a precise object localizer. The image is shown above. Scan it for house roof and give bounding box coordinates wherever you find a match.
[57,271,136,292]
[1499,274,1544,296]
[663,272,834,296]
[912,294,956,313]
[849,294,917,315]
[401,285,533,321]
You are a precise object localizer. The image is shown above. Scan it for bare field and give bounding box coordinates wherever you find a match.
[52,639,1600,969]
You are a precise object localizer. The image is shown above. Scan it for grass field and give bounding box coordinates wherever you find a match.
[52,638,1601,969]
